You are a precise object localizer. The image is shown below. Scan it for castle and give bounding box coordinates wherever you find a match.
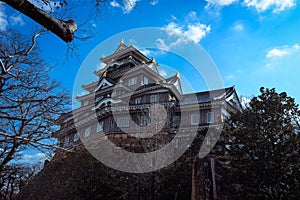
[53,40,242,150]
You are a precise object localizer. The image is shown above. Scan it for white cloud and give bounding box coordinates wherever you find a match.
[110,0,121,7]
[111,0,140,14]
[149,0,159,6]
[233,23,244,31]
[162,22,211,46]
[243,0,296,13]
[123,0,139,14]
[265,44,300,69]
[159,69,167,77]
[266,44,299,58]
[139,48,151,57]
[171,15,177,20]
[205,0,239,7]
[158,12,210,50]
[188,11,197,19]
[29,0,62,12]
[266,48,288,58]
[0,7,8,31]
[156,38,171,51]
[19,152,46,164]
[9,15,25,26]
[226,74,235,80]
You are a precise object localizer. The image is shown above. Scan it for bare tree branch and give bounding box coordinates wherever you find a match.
[0,131,72,152]
[1,0,77,43]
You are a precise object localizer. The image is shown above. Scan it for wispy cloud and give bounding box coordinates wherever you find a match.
[205,0,296,13]
[9,15,25,26]
[265,44,300,69]
[205,0,239,7]
[110,0,140,14]
[156,38,171,51]
[159,69,167,77]
[243,0,296,13]
[149,0,159,6]
[266,44,299,58]
[0,7,8,31]
[226,74,235,80]
[233,22,244,32]
[139,48,151,57]
[123,0,139,14]
[110,0,121,8]
[19,152,46,164]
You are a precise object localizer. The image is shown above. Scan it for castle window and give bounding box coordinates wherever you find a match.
[97,121,104,132]
[84,127,91,137]
[207,112,215,123]
[117,117,129,127]
[135,97,141,104]
[144,76,149,84]
[73,133,79,142]
[128,77,137,86]
[191,114,199,125]
[150,94,158,103]
[139,115,150,127]
[205,137,212,146]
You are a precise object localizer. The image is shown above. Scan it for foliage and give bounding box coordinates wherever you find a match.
[223,87,300,199]
[17,148,193,200]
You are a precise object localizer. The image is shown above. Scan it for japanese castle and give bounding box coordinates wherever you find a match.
[53,40,242,150]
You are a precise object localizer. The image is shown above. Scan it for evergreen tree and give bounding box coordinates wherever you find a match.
[224,87,300,199]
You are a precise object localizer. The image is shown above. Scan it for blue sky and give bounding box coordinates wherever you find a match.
[2,0,300,103]
[1,0,300,162]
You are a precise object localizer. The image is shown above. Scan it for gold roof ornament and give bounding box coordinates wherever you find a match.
[163,80,166,83]
[142,61,146,64]
[120,38,124,45]
[155,80,160,84]
[150,57,156,63]
[102,71,107,77]
[119,79,123,83]
[129,55,132,59]
[175,70,179,77]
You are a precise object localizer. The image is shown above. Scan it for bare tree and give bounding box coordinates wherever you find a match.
[0,30,70,179]
[0,0,151,43]
[0,0,77,43]
[0,163,42,199]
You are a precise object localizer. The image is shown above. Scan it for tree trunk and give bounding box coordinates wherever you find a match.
[191,157,204,200]
[1,0,77,43]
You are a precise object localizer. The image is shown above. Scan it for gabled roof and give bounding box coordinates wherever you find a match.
[94,76,115,92]
[181,86,242,110]
[165,72,182,94]
[114,39,127,53]
[100,40,150,64]
[131,83,184,101]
